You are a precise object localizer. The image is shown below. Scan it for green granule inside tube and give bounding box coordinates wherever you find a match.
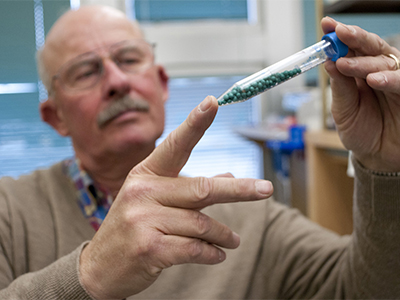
[218,67,302,106]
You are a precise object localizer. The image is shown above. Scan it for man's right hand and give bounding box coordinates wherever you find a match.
[78,96,274,300]
[322,17,400,173]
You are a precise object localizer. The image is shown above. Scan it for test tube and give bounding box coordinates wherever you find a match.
[217,31,348,106]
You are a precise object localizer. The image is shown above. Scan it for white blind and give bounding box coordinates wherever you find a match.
[1,76,262,180]
[158,76,262,179]
[0,117,73,178]
[0,0,74,178]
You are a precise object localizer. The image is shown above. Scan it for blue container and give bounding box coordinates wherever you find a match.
[266,125,306,177]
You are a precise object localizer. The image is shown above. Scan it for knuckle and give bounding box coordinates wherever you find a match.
[376,35,386,52]
[135,239,151,258]
[194,212,212,237]
[231,179,247,196]
[186,239,204,260]
[146,238,162,256]
[219,224,233,241]
[122,176,154,202]
[124,208,147,227]
[192,177,212,204]
[381,54,395,70]
[379,41,385,53]
[136,234,163,259]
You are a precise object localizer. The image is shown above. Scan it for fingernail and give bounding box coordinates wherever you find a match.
[233,232,240,245]
[255,180,273,196]
[370,73,388,84]
[346,58,357,65]
[322,16,336,25]
[218,249,226,262]
[342,24,356,34]
[199,96,212,112]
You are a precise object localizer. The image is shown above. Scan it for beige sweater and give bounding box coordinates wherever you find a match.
[0,158,399,299]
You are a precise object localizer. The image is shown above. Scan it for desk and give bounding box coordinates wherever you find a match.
[305,130,353,235]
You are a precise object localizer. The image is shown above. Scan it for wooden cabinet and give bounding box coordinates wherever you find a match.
[305,130,353,235]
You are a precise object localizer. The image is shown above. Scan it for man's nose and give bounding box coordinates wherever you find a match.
[102,58,131,99]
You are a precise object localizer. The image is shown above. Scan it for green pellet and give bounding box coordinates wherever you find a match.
[218,67,302,105]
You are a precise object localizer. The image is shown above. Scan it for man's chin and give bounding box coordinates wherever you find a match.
[109,130,160,151]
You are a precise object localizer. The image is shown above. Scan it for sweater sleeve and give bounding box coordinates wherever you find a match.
[247,157,400,299]
[0,242,93,300]
[0,174,94,299]
[348,157,400,298]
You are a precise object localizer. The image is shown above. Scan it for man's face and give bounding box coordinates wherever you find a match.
[42,9,168,159]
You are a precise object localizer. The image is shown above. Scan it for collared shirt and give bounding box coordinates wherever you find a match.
[64,157,113,231]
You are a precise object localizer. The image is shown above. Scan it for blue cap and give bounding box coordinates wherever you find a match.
[321,31,348,62]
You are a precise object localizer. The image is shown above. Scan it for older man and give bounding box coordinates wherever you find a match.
[1,5,400,300]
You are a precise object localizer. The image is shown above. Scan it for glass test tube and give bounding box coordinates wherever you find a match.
[217,31,348,106]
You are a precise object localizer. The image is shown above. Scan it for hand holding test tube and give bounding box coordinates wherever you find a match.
[218,31,348,106]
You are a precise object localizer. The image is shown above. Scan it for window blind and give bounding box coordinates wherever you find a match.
[0,0,73,178]
[132,0,248,22]
[158,76,262,179]
[1,76,262,179]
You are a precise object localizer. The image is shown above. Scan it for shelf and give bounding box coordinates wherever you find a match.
[324,0,400,14]
[304,129,346,151]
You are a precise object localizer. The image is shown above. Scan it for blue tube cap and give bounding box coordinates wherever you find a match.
[322,31,348,62]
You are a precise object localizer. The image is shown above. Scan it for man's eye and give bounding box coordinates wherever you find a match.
[71,64,100,82]
[119,57,141,65]
[75,70,96,80]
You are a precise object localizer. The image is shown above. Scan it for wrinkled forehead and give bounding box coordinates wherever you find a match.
[43,7,143,76]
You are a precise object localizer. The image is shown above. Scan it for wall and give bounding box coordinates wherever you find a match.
[82,0,126,10]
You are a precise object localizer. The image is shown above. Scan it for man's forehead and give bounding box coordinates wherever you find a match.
[50,8,141,48]
[51,25,141,53]
[43,6,143,74]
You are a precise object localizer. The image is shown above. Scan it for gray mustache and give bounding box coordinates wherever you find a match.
[97,95,150,129]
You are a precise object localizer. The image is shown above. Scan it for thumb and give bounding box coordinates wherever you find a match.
[132,96,219,177]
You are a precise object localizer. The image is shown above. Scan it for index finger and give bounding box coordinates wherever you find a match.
[126,175,274,209]
[321,17,396,57]
[132,96,218,177]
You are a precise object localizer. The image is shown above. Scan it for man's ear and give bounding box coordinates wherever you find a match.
[157,65,169,103]
[39,99,70,136]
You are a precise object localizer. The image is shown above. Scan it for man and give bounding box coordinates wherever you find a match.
[0,5,399,299]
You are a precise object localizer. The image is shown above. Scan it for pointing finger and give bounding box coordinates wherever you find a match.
[132,96,218,177]
[125,175,273,209]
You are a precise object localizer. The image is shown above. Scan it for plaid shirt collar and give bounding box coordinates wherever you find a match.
[64,157,113,231]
